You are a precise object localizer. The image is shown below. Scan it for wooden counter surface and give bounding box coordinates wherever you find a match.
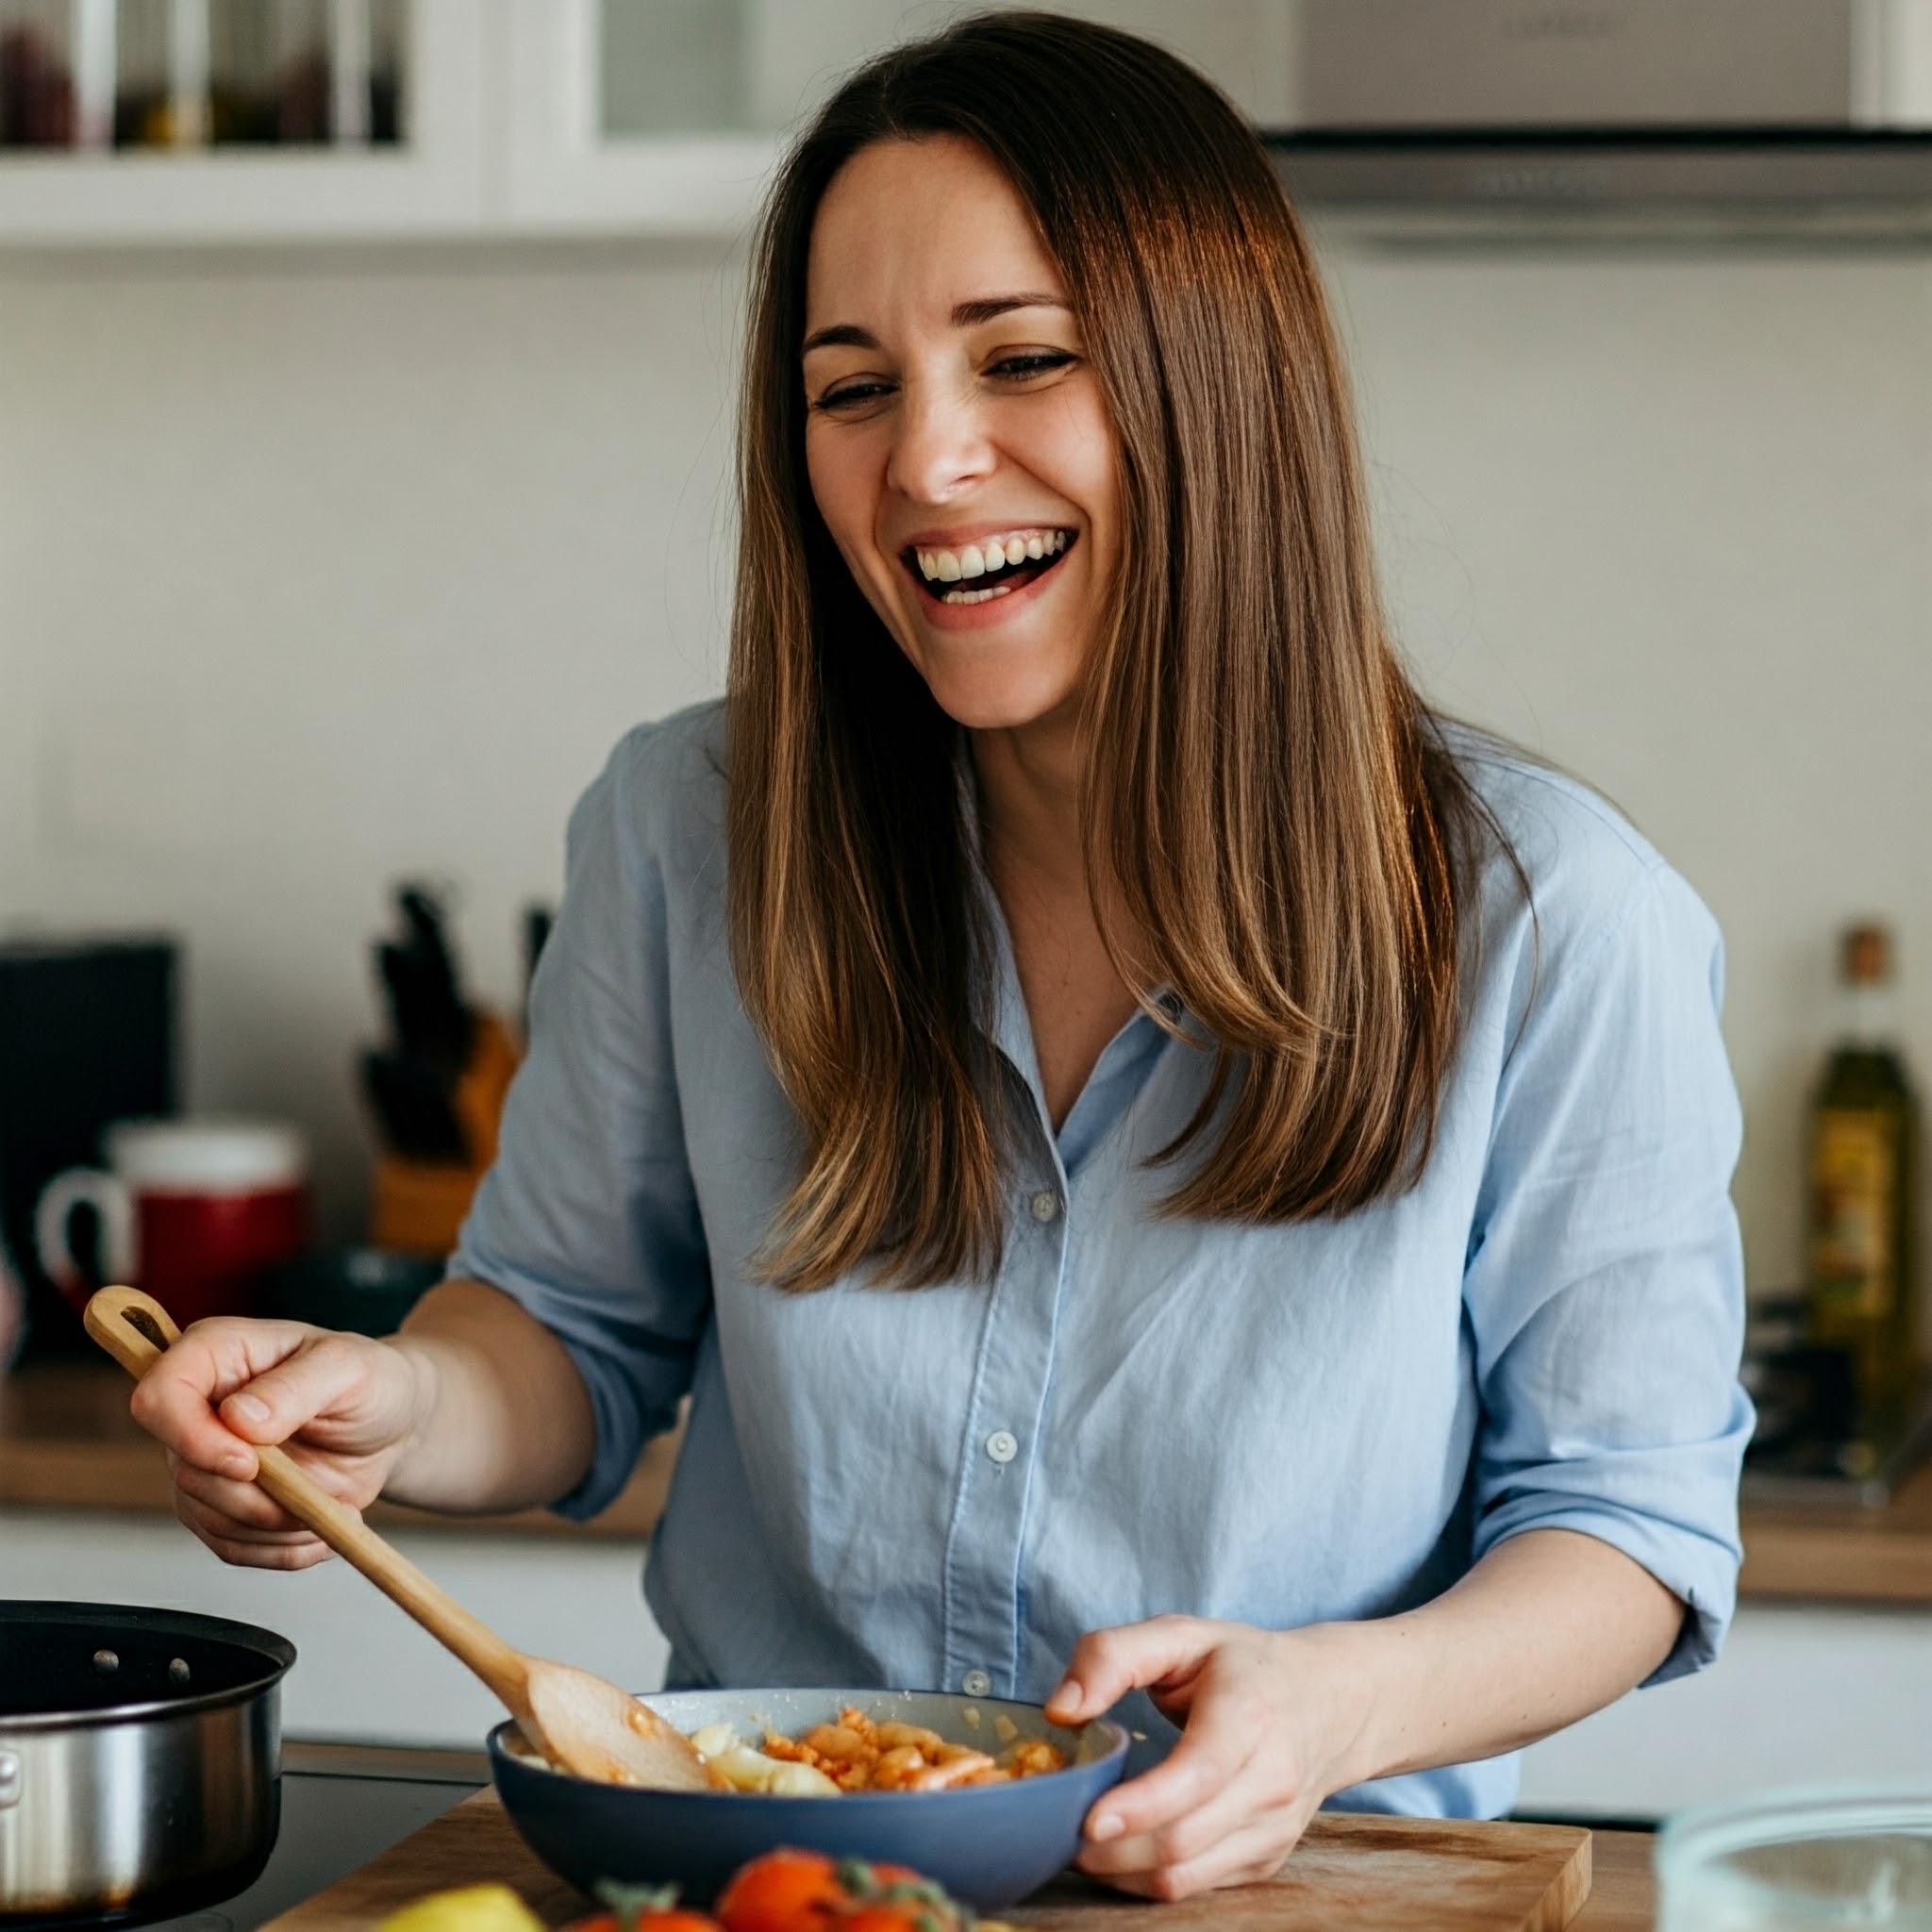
[1738,1459,1932,1605]
[9,1358,1932,1600]
[264,1787,1652,1932]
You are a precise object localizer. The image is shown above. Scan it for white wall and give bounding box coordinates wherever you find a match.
[1,230,1928,1285]
[1324,233,1932,1305]
[0,242,741,1241]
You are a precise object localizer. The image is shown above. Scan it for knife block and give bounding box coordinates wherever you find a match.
[370,1011,520,1257]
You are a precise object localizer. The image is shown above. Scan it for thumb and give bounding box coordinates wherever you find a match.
[1047,1615,1222,1724]
[215,1333,378,1450]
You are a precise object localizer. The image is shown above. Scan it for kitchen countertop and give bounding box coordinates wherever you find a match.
[8,1360,1932,1600]
[110,1741,1662,1932]
[262,1774,1659,1932]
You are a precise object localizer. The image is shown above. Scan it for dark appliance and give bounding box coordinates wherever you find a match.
[0,937,177,1359]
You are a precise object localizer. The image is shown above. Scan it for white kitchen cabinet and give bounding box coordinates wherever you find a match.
[498,0,1297,239]
[0,0,1300,246]
[498,0,778,238]
[1519,1603,1932,1819]
[0,0,487,243]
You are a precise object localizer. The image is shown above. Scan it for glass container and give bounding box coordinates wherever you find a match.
[1658,1788,1932,1930]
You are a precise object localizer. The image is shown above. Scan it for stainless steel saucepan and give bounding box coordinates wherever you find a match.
[0,1599,294,1921]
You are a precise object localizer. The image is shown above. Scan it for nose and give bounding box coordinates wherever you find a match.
[885,379,995,506]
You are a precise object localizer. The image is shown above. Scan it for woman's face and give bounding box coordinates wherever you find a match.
[802,135,1119,734]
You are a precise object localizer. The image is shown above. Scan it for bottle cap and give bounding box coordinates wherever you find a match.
[1840,922,1894,987]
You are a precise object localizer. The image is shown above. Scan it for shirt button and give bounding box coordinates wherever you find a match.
[962,1669,992,1698]
[1028,1189,1061,1224]
[985,1429,1019,1465]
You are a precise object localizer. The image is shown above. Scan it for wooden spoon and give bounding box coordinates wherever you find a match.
[85,1284,726,1792]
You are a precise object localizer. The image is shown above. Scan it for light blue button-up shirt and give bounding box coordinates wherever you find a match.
[451,701,1752,1818]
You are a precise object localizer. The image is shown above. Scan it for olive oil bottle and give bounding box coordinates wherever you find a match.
[1806,922,1922,1456]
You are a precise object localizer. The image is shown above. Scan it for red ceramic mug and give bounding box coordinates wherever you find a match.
[36,1120,310,1328]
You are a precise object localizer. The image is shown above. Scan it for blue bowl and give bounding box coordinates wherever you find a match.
[487,1687,1130,1911]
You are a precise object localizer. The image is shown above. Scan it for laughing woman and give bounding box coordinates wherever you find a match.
[129,13,1751,1900]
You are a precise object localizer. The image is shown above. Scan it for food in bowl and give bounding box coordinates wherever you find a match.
[691,1706,1071,1795]
[487,1688,1132,1910]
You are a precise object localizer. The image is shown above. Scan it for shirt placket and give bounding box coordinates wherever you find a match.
[939,1109,1071,1700]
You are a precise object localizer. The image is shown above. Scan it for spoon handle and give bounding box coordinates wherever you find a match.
[85,1285,531,1711]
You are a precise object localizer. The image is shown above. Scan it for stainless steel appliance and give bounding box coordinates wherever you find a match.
[1268,0,1932,231]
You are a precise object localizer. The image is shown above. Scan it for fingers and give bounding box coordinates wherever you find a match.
[211,1331,396,1453]
[128,1317,328,1479]
[175,1493,334,1569]
[1046,1614,1222,1724]
[1053,1620,1328,1902]
[1076,1769,1260,1883]
[128,1319,408,1572]
[1085,1817,1305,1902]
[168,1452,334,1568]
[1081,1683,1268,1850]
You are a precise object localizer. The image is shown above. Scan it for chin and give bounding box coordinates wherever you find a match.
[916,665,1080,733]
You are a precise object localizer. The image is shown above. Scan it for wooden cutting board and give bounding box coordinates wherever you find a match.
[263,1790,1591,1932]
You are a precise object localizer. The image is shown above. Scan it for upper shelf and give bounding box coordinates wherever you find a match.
[0,0,489,242]
[7,1,1932,249]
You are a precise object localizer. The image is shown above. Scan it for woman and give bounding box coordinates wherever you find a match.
[133,14,1751,1901]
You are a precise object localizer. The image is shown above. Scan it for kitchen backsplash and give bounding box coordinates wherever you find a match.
[0,232,1925,1295]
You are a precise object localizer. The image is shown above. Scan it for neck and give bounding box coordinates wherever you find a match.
[970,707,1087,893]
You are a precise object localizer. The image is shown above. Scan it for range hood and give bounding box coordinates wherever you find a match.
[1265,1,1932,237]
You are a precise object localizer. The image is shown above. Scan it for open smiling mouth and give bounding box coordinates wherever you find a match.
[904,527,1075,607]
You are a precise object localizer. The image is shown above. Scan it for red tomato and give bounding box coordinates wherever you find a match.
[713,1851,849,1932]
[830,1869,969,1932]
[715,1852,971,1932]
[837,1908,956,1932]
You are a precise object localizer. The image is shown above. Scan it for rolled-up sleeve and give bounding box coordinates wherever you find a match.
[1464,858,1754,1684]
[449,727,712,1520]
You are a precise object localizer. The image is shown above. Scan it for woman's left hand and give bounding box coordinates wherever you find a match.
[1044,1614,1373,1901]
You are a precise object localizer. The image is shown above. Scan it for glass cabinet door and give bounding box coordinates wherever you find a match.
[507,0,1297,235]
[593,0,1294,137]
[0,0,410,153]
[0,0,484,242]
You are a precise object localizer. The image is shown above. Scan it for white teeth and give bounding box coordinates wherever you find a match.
[913,528,1071,583]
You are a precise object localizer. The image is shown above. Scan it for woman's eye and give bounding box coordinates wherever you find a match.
[812,379,893,413]
[988,351,1076,381]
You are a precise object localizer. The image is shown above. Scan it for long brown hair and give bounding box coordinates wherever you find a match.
[728,12,1498,1292]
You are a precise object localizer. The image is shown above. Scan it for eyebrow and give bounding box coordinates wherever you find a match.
[800,293,1070,356]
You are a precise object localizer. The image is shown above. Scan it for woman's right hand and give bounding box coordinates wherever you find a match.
[128,1317,432,1570]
